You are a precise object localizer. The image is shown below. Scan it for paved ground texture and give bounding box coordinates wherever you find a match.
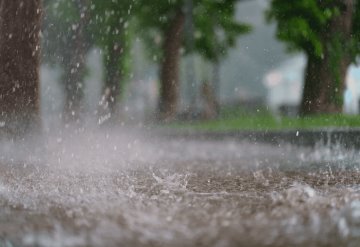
[1,128,360,246]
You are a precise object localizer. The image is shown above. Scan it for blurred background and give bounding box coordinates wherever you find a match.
[40,0,360,131]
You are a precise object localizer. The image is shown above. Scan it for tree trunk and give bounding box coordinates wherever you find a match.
[212,60,221,109]
[62,0,90,124]
[201,81,219,119]
[158,11,185,122]
[300,0,354,116]
[300,55,341,116]
[98,41,124,123]
[0,0,42,137]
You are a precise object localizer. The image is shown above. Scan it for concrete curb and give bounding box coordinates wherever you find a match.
[160,128,360,148]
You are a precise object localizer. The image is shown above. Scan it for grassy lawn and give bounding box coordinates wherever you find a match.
[170,109,360,131]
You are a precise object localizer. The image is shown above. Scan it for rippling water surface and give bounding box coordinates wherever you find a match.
[1,128,360,246]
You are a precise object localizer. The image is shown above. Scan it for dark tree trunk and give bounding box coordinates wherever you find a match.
[62,0,89,124]
[201,81,219,119]
[300,53,351,115]
[300,0,353,116]
[0,0,42,137]
[212,60,221,109]
[300,54,349,115]
[158,11,185,122]
[98,41,124,122]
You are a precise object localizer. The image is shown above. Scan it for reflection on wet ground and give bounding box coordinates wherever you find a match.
[1,128,360,246]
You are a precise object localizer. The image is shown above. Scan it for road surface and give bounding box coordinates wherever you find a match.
[0,128,360,246]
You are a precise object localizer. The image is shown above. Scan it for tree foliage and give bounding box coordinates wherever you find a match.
[42,0,252,121]
[43,0,91,65]
[267,0,360,114]
[136,0,251,61]
[193,0,251,61]
[89,0,135,117]
[134,0,251,120]
[267,0,360,62]
[89,0,133,63]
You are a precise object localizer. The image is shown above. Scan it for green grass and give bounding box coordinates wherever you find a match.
[170,110,360,131]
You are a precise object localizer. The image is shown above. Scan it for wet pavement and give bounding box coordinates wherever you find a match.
[1,128,360,246]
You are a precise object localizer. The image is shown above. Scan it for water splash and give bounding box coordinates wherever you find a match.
[0,128,360,246]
